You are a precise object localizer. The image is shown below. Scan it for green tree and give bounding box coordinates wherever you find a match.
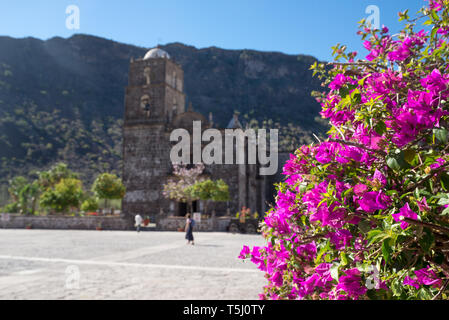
[187,179,230,213]
[81,196,99,212]
[162,164,205,213]
[8,176,28,203]
[6,176,40,215]
[40,178,84,213]
[91,173,125,211]
[37,163,78,190]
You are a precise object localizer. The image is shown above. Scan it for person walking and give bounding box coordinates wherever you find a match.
[135,214,143,233]
[185,213,195,245]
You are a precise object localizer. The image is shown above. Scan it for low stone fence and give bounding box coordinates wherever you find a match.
[151,216,233,232]
[0,213,132,231]
[0,213,233,232]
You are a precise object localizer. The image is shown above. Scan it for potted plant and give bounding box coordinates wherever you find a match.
[239,206,250,223]
[143,216,150,226]
[25,224,32,230]
[96,222,103,231]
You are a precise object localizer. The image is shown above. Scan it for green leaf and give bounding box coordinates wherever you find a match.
[418,288,433,300]
[387,150,409,171]
[340,252,349,266]
[339,86,350,98]
[434,252,445,264]
[419,228,435,254]
[403,149,416,164]
[330,264,340,281]
[367,229,382,239]
[367,230,385,245]
[431,9,440,22]
[391,278,402,297]
[358,220,371,233]
[386,157,401,171]
[366,289,378,300]
[437,197,449,205]
[374,121,387,135]
[433,128,448,144]
[351,90,362,104]
[431,26,438,40]
[382,239,392,263]
[441,173,449,192]
[441,206,449,216]
[315,240,330,264]
[358,75,370,87]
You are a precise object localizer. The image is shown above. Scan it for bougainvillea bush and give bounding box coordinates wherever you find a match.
[240,0,449,300]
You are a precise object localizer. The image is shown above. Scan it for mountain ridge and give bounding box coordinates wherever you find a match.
[0,33,326,203]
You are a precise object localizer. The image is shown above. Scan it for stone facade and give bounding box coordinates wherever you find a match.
[0,214,131,231]
[121,48,282,226]
[157,216,232,232]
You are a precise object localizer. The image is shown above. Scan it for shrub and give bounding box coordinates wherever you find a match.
[40,178,84,213]
[81,197,99,212]
[186,179,230,213]
[241,1,449,300]
[92,173,125,209]
[2,202,18,213]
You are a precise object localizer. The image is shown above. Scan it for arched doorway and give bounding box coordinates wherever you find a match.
[178,201,198,216]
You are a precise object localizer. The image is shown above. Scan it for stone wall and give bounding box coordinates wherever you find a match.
[156,216,232,232]
[0,214,233,232]
[0,214,132,231]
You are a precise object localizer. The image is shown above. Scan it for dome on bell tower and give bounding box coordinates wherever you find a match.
[143,47,170,60]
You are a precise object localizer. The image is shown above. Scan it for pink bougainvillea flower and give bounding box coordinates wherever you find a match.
[372,169,387,187]
[387,32,427,62]
[392,203,418,229]
[336,268,367,299]
[329,74,349,91]
[283,154,303,175]
[250,246,266,271]
[437,26,449,35]
[296,241,317,260]
[404,267,442,289]
[315,142,342,164]
[387,37,413,61]
[357,191,391,213]
[430,158,445,169]
[415,267,442,288]
[417,197,430,212]
[238,245,250,259]
[270,271,284,287]
[403,276,420,289]
[363,40,372,51]
[328,229,353,250]
[429,0,443,11]
[241,0,449,300]
[420,69,449,92]
[370,136,384,150]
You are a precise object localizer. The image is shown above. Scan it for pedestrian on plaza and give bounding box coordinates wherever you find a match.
[135,214,143,233]
[185,213,195,245]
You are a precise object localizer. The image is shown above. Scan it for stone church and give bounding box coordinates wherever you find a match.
[121,47,284,223]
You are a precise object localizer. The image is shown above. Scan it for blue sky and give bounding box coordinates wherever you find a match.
[0,0,427,61]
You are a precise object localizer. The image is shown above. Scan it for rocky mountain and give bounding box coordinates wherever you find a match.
[0,34,326,203]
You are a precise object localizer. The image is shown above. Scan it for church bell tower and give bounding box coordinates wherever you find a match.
[122,47,186,220]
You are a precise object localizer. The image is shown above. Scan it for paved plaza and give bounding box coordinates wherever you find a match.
[0,229,266,300]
